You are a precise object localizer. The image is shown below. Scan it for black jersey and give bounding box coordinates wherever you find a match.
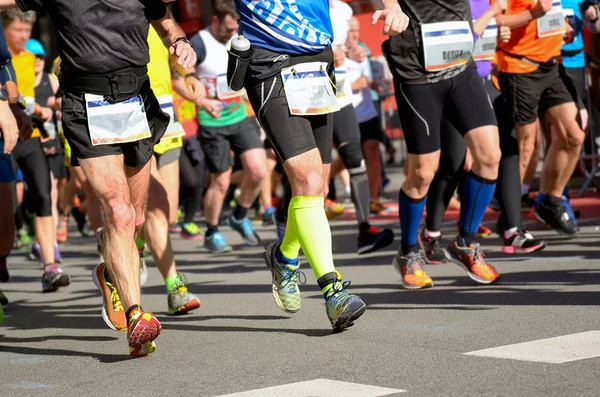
[383,0,474,84]
[16,0,167,75]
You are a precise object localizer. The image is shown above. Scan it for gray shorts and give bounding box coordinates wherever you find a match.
[155,147,182,169]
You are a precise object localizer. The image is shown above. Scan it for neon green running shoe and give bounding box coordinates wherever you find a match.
[168,274,201,315]
[263,242,305,313]
[323,272,366,333]
[181,222,203,240]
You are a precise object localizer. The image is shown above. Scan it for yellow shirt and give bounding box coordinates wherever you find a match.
[147,26,183,155]
[13,50,41,138]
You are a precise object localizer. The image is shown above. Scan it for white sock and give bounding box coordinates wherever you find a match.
[424,228,441,238]
[521,184,530,196]
[504,226,518,240]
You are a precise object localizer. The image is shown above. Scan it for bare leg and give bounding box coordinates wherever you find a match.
[362,139,382,199]
[36,216,55,265]
[204,169,232,226]
[515,122,538,184]
[237,148,267,209]
[157,158,180,224]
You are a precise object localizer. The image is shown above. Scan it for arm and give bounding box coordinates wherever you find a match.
[495,0,553,30]
[0,0,16,9]
[150,8,196,71]
[169,57,205,104]
[371,0,410,36]
[473,1,505,37]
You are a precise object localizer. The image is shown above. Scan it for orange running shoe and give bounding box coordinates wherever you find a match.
[56,215,68,243]
[127,309,162,357]
[392,249,434,289]
[324,198,344,220]
[456,223,492,238]
[369,199,387,214]
[447,237,500,284]
[92,264,127,331]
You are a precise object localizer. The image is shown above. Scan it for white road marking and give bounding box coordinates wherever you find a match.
[215,379,405,397]
[464,331,600,363]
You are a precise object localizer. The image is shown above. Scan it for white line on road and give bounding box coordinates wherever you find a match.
[214,379,405,397]
[464,331,600,363]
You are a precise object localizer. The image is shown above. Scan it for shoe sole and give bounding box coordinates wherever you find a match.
[357,231,394,255]
[263,243,300,314]
[128,313,161,357]
[446,250,499,285]
[204,245,233,254]
[392,256,434,290]
[180,233,204,241]
[332,301,367,333]
[530,209,579,238]
[502,241,546,255]
[92,266,124,332]
[169,298,201,315]
[42,273,70,293]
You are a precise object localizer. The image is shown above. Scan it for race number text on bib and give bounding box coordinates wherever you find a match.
[537,0,565,38]
[473,18,498,61]
[158,95,185,141]
[421,21,473,72]
[216,73,245,100]
[85,94,151,146]
[281,62,339,115]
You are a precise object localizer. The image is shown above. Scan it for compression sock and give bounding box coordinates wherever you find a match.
[232,204,249,220]
[288,196,335,279]
[165,274,178,293]
[279,197,301,260]
[350,171,370,225]
[399,189,426,255]
[206,224,219,237]
[459,171,497,246]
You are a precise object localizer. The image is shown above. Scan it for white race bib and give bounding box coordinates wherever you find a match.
[157,95,185,141]
[473,18,498,61]
[24,96,35,116]
[421,21,474,72]
[334,69,349,99]
[85,94,151,146]
[281,62,339,115]
[217,73,244,100]
[537,1,565,38]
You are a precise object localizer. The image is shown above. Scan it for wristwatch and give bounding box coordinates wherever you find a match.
[0,88,8,101]
[171,36,192,47]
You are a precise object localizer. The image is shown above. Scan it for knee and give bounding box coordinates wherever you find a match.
[37,188,53,217]
[339,142,366,174]
[566,127,586,149]
[297,169,324,196]
[105,199,136,231]
[247,163,267,184]
[410,165,437,189]
[480,147,502,170]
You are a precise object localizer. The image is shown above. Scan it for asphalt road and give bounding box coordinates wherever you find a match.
[1,171,599,397]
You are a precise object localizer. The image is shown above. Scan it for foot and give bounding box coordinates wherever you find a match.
[418,230,450,265]
[447,237,500,284]
[92,264,127,331]
[57,215,69,242]
[0,258,9,283]
[29,243,41,262]
[369,199,387,215]
[262,207,276,226]
[42,264,71,293]
[127,308,161,357]
[180,222,204,240]
[323,274,366,333]
[531,197,579,237]
[502,229,547,255]
[0,290,7,306]
[561,195,580,222]
[204,231,233,254]
[227,215,260,246]
[167,274,201,315]
[169,223,182,233]
[357,225,394,255]
[325,198,345,219]
[263,242,304,313]
[392,249,433,289]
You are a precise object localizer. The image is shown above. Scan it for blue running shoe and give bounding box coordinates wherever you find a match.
[262,207,276,226]
[561,196,579,223]
[204,231,232,254]
[263,242,305,313]
[227,215,260,246]
[323,272,366,333]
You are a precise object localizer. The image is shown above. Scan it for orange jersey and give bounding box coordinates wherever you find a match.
[497,0,564,74]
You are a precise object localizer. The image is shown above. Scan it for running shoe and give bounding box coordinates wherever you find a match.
[561,195,580,222]
[127,308,161,357]
[139,252,149,288]
[262,207,276,226]
[42,264,71,292]
[180,222,203,240]
[530,197,579,237]
[0,290,7,305]
[418,230,450,265]
[323,272,366,333]
[227,215,260,246]
[167,273,201,315]
[14,228,32,249]
[92,263,127,331]
[392,249,433,289]
[325,198,345,219]
[263,242,305,313]
[0,258,9,282]
[29,243,41,262]
[369,199,386,215]
[446,237,500,284]
[456,223,492,238]
[276,220,286,243]
[357,225,394,255]
[502,229,546,254]
[204,231,232,254]
[169,223,182,233]
[56,214,69,242]
[54,244,63,264]
[71,207,93,237]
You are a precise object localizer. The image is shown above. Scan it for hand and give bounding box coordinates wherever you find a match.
[498,24,511,43]
[0,100,18,154]
[170,41,196,70]
[348,46,366,63]
[491,0,507,14]
[200,99,223,118]
[38,106,53,121]
[564,19,576,43]
[333,45,346,67]
[371,1,410,36]
[532,0,553,19]
[584,5,598,21]
[185,75,206,103]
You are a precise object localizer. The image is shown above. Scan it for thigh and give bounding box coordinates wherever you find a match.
[333,105,361,147]
[499,70,544,125]
[198,125,232,173]
[439,117,468,172]
[393,79,446,155]
[230,117,263,156]
[79,154,131,205]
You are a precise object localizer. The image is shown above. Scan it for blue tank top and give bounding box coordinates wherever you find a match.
[235,0,333,55]
[562,0,585,69]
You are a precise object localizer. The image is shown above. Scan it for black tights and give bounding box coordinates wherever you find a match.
[179,138,205,224]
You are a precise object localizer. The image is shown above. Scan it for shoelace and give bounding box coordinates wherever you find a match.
[280,266,306,290]
[405,253,426,273]
[325,280,351,303]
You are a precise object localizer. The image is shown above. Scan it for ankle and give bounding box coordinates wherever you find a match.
[125,304,142,323]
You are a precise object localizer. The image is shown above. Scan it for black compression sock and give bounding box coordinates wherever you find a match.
[206,224,219,237]
[233,204,249,220]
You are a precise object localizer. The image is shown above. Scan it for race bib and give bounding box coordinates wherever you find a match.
[217,73,244,100]
[537,1,565,38]
[421,21,474,72]
[334,69,349,99]
[473,18,498,61]
[157,95,185,141]
[85,94,151,146]
[281,62,338,115]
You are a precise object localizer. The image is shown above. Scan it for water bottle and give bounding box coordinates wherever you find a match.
[227,35,251,91]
